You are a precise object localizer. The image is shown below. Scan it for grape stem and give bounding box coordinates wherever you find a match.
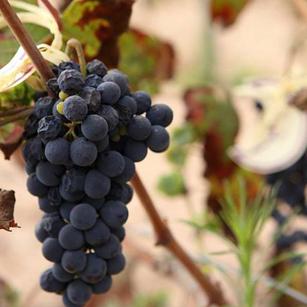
[131,172,228,306]
[0,108,33,127]
[65,38,87,77]
[0,0,55,84]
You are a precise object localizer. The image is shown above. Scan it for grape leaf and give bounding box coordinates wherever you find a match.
[0,189,19,231]
[62,0,135,68]
[184,86,263,221]
[119,28,175,94]
[158,171,186,197]
[210,0,251,27]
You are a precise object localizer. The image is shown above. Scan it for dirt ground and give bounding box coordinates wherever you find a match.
[0,1,305,306]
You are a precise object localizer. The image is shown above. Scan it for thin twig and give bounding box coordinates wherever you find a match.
[0,106,32,118]
[131,172,228,306]
[0,109,33,127]
[65,38,87,77]
[0,0,55,84]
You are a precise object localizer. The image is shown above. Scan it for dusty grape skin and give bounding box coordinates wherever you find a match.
[70,137,97,167]
[24,60,173,305]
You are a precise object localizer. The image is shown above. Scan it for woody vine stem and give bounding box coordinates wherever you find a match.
[0,0,228,305]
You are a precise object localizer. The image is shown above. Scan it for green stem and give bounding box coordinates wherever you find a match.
[65,38,87,77]
[239,246,255,307]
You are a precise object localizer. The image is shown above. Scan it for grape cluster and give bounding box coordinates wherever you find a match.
[23,60,173,306]
[268,151,306,251]
[267,151,306,214]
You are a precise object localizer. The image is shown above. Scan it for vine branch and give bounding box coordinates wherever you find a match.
[131,172,228,306]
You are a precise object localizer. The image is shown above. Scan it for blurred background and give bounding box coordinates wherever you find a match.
[0,0,306,306]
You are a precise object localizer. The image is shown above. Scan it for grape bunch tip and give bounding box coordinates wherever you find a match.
[23,59,173,306]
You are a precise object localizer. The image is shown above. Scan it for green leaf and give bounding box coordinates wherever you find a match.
[157,171,186,197]
[119,29,175,94]
[132,292,168,307]
[0,83,34,107]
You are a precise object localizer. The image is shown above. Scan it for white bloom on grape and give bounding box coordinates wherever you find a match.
[228,74,307,174]
[0,0,69,92]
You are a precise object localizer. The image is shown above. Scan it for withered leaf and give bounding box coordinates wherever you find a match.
[119,28,175,93]
[0,189,19,231]
[210,0,251,27]
[62,0,135,68]
[0,125,24,160]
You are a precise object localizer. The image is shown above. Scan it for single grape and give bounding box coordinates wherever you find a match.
[27,173,48,197]
[80,254,107,284]
[133,91,152,114]
[42,238,64,262]
[58,69,85,95]
[146,104,173,127]
[116,96,137,123]
[45,137,70,165]
[123,139,147,162]
[85,220,111,246]
[84,170,111,199]
[23,137,44,162]
[52,263,74,283]
[42,212,66,238]
[24,114,39,139]
[61,250,87,274]
[63,95,88,121]
[60,183,85,202]
[70,137,97,167]
[81,114,108,141]
[38,198,57,213]
[80,86,101,113]
[113,156,135,182]
[70,203,97,231]
[40,269,66,293]
[106,253,126,275]
[47,187,62,207]
[36,161,64,186]
[97,150,125,177]
[61,168,86,194]
[63,291,83,307]
[35,97,54,119]
[37,115,63,142]
[59,224,85,250]
[85,74,103,88]
[58,61,80,72]
[111,226,126,242]
[47,78,60,96]
[59,202,75,221]
[87,59,107,77]
[95,235,121,259]
[92,275,112,294]
[98,105,119,131]
[99,200,128,228]
[146,125,170,152]
[107,182,133,204]
[82,196,105,210]
[103,69,129,95]
[97,81,121,105]
[66,280,92,305]
[35,220,48,243]
[95,136,109,153]
[128,115,152,141]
